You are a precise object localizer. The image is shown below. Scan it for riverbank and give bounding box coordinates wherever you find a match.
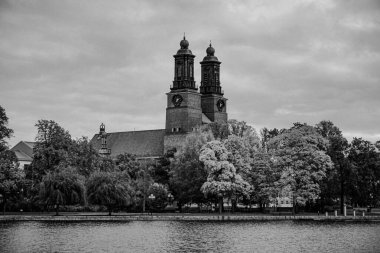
[1,213,380,222]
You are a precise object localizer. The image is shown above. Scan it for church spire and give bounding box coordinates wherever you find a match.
[171,35,196,91]
[200,42,222,95]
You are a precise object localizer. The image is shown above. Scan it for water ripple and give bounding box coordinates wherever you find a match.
[0,221,379,252]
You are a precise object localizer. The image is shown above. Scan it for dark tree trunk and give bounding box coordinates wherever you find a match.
[55,204,59,216]
[219,198,223,214]
[2,199,6,215]
[142,195,146,213]
[108,207,112,216]
[340,168,345,215]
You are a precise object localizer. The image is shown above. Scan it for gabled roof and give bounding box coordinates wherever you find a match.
[23,142,35,150]
[11,141,35,162]
[90,129,165,158]
[13,150,33,162]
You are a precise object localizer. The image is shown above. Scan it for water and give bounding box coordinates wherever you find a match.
[1,221,379,252]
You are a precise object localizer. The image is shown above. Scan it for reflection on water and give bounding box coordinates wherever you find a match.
[1,221,380,252]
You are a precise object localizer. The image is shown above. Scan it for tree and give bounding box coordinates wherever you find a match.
[249,152,280,211]
[170,129,213,211]
[67,137,100,177]
[31,120,72,180]
[115,153,140,179]
[39,166,85,215]
[316,120,349,213]
[223,135,252,180]
[200,141,251,214]
[86,170,133,215]
[151,150,175,186]
[268,124,333,214]
[228,120,260,155]
[346,138,380,207]
[260,127,280,152]
[0,105,14,151]
[0,150,24,214]
[147,183,169,212]
[204,121,229,140]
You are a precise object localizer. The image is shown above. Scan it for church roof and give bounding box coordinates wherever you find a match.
[90,129,165,158]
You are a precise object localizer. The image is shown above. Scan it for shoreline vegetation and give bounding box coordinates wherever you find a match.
[1,106,380,218]
[1,212,380,222]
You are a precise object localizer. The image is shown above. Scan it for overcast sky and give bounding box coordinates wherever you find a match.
[1,0,379,147]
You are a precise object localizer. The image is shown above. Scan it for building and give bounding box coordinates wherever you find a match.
[90,37,228,158]
[10,141,35,170]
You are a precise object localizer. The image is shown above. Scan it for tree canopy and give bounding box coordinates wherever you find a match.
[200,141,251,213]
[0,105,13,151]
[39,166,85,215]
[86,170,133,215]
[268,124,333,212]
[31,120,73,179]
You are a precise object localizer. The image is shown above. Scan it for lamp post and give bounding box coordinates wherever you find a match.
[148,194,155,215]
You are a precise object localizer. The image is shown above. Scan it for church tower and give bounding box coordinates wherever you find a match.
[200,43,227,123]
[165,36,202,147]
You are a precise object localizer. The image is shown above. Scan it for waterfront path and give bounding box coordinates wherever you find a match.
[1,212,380,222]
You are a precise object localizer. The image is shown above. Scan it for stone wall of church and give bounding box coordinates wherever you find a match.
[163,133,188,153]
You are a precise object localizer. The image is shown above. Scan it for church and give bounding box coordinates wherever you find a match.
[90,37,228,159]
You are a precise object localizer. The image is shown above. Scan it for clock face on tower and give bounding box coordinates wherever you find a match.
[172,94,183,107]
[216,99,225,112]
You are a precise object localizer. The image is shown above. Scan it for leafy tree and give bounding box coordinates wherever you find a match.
[0,105,14,151]
[0,150,24,214]
[223,135,252,180]
[147,183,169,212]
[67,137,100,177]
[316,120,349,213]
[228,119,252,137]
[200,141,251,214]
[249,152,280,211]
[204,121,229,140]
[228,120,260,155]
[151,150,175,186]
[346,138,380,207]
[170,129,213,211]
[86,170,133,215]
[31,120,72,180]
[260,127,280,152]
[94,156,116,172]
[39,166,85,215]
[115,153,140,179]
[268,124,333,214]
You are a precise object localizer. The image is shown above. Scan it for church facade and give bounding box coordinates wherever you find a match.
[90,37,228,158]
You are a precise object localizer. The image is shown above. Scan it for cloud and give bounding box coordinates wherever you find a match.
[0,0,379,147]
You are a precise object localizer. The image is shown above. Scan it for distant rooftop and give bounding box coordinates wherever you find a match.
[11,141,36,162]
